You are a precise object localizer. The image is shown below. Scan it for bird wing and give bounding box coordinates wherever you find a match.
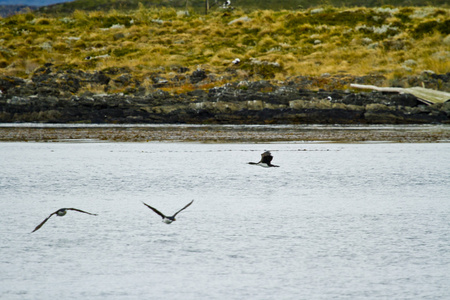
[259,151,273,163]
[173,200,194,217]
[142,202,166,219]
[67,208,97,215]
[31,211,57,233]
[261,151,271,157]
[261,154,273,164]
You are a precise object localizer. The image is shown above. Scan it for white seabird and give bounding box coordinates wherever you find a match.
[142,200,194,224]
[32,208,97,233]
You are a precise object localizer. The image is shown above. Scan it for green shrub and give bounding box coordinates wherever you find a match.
[240,60,283,79]
[36,18,52,25]
[412,20,439,38]
[112,47,139,57]
[102,15,133,28]
[438,20,450,35]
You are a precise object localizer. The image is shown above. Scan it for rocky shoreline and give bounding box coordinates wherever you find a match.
[1,64,450,125]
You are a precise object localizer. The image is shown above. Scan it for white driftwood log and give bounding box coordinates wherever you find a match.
[350,84,450,105]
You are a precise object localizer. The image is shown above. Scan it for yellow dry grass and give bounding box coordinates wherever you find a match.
[0,6,448,88]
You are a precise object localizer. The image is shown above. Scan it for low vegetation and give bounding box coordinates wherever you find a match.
[0,5,449,93]
[36,0,449,15]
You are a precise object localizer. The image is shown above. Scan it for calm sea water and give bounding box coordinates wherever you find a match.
[1,142,449,299]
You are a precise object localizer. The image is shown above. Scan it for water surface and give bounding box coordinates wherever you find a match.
[1,142,449,299]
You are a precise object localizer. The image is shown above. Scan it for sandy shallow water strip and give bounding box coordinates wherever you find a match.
[1,124,450,143]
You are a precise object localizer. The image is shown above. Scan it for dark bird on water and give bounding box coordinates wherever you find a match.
[142,200,194,224]
[249,151,279,167]
[31,208,97,233]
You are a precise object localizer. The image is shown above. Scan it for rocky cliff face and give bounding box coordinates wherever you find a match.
[1,64,449,124]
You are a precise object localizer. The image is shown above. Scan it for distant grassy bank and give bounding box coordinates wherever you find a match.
[0,6,449,94]
[36,0,449,15]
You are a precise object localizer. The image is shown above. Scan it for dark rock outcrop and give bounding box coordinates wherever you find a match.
[1,66,449,124]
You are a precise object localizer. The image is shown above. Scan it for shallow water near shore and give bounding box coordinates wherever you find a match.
[1,142,449,299]
[1,123,450,142]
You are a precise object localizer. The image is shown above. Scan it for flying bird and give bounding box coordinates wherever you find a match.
[32,208,97,233]
[142,200,194,224]
[249,151,279,167]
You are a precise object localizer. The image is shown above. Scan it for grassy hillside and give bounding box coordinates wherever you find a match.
[0,5,38,17]
[0,6,449,94]
[37,0,449,15]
